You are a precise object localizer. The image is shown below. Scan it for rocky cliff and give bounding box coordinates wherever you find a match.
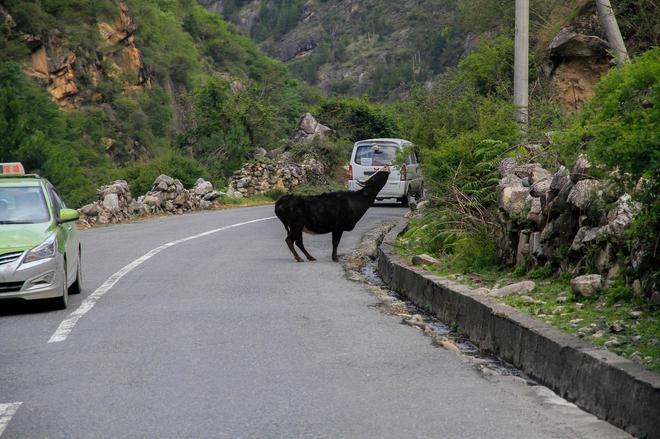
[6,1,149,110]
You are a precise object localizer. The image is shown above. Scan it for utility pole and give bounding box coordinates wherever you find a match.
[595,0,630,65]
[513,0,529,135]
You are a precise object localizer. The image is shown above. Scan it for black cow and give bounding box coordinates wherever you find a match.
[275,166,390,262]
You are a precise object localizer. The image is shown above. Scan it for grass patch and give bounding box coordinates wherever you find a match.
[220,196,275,206]
[503,279,660,373]
[292,181,346,196]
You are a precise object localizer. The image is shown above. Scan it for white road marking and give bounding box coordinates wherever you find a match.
[0,402,22,437]
[48,216,276,343]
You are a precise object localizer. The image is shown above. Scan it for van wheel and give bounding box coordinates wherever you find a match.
[400,192,414,207]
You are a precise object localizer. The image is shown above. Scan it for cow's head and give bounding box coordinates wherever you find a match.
[356,165,390,195]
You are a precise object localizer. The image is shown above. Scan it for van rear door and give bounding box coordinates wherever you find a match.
[352,143,400,183]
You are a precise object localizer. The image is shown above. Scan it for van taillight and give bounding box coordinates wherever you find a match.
[400,165,407,181]
[348,164,353,181]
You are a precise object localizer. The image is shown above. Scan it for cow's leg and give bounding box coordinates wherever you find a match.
[331,230,343,262]
[286,226,304,262]
[295,231,316,261]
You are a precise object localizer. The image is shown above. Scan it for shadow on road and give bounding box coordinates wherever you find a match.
[373,202,406,208]
[0,299,59,317]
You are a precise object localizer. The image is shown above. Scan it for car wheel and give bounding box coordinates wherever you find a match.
[52,263,68,310]
[69,249,82,295]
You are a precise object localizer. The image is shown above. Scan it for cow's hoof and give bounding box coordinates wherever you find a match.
[307,257,316,261]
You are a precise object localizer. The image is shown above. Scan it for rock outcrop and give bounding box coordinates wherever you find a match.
[290,113,333,144]
[547,3,612,110]
[496,155,640,286]
[18,0,150,109]
[78,176,224,227]
[97,1,151,90]
[200,0,458,97]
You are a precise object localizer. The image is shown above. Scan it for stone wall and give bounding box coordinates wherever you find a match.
[226,112,331,198]
[227,153,327,198]
[78,176,224,227]
[495,155,650,298]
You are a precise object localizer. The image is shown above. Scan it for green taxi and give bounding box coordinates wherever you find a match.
[0,163,82,309]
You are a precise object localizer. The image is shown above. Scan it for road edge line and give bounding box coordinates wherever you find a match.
[48,216,276,343]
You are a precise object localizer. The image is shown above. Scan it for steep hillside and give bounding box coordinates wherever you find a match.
[0,0,309,204]
[204,0,658,103]
[201,0,467,100]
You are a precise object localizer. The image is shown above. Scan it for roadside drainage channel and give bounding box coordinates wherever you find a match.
[361,260,523,378]
[343,222,523,379]
[377,218,660,439]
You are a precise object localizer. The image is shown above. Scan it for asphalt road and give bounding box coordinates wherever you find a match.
[0,204,629,438]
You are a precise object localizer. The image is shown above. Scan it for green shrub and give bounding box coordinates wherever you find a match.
[316,96,399,141]
[291,181,346,196]
[120,152,209,197]
[0,62,111,207]
[396,37,522,266]
[556,48,659,177]
[457,36,514,96]
[263,187,287,200]
[187,77,284,180]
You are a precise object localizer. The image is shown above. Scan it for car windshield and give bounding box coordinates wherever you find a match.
[0,186,50,224]
[355,144,399,166]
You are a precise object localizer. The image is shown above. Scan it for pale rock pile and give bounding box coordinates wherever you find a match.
[78,180,135,226]
[227,153,326,198]
[496,154,640,296]
[78,176,224,227]
[136,175,221,215]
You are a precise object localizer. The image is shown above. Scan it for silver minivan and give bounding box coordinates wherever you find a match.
[347,138,423,206]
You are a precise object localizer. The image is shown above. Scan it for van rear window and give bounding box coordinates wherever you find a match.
[355,144,398,166]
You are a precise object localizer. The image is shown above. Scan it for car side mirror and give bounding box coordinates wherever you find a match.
[58,208,80,224]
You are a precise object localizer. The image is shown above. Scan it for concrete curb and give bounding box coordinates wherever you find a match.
[377,219,660,439]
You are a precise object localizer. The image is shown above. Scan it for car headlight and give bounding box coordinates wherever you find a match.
[23,233,57,263]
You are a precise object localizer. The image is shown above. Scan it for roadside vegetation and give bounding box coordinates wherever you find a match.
[393,2,659,372]
[0,0,312,206]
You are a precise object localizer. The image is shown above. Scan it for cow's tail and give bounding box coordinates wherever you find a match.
[274,194,294,233]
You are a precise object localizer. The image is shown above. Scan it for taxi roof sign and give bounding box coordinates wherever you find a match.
[0,163,26,175]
